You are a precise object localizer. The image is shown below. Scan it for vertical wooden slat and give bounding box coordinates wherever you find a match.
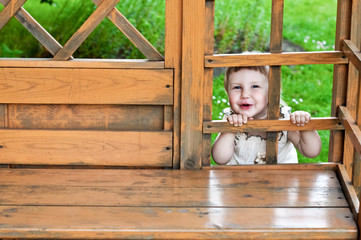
[164,106,173,131]
[180,0,205,169]
[329,0,351,165]
[202,0,215,167]
[0,0,27,30]
[266,0,283,164]
[330,0,352,172]
[165,0,182,169]
[0,104,6,128]
[53,0,120,60]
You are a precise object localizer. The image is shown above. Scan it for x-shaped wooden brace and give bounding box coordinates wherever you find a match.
[0,0,164,60]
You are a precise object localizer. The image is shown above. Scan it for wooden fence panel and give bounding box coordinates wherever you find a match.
[0,68,173,105]
[0,129,172,166]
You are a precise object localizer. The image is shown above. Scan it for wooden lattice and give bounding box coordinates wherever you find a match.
[0,0,163,60]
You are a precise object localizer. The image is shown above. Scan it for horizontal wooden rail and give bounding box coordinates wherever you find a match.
[338,106,361,155]
[0,129,172,166]
[0,68,173,105]
[342,39,361,73]
[203,117,344,133]
[205,51,347,68]
[0,58,164,69]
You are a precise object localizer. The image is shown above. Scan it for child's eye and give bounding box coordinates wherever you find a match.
[252,85,260,88]
[233,86,241,90]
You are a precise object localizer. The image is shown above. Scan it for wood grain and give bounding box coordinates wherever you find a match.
[205,51,347,68]
[338,106,361,155]
[203,117,344,133]
[0,206,356,240]
[0,168,357,239]
[180,0,205,169]
[0,0,26,30]
[165,0,182,168]
[0,58,164,68]
[266,0,284,164]
[343,39,361,73]
[202,0,215,166]
[0,168,342,188]
[0,68,173,105]
[8,104,164,130]
[0,185,347,207]
[0,129,172,166]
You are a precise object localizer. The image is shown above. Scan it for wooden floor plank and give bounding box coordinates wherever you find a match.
[0,185,347,208]
[0,168,342,188]
[0,168,357,239]
[0,206,356,240]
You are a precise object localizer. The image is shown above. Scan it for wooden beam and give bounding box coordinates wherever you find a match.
[0,58,164,68]
[266,0,284,164]
[0,0,27,30]
[336,164,360,220]
[0,68,173,105]
[342,39,361,73]
[203,117,344,133]
[328,0,351,164]
[202,0,215,167]
[338,106,361,155]
[205,51,347,68]
[180,0,205,169]
[165,0,182,169]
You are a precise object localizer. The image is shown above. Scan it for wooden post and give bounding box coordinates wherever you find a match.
[180,0,205,169]
[165,0,183,169]
[266,0,283,164]
[203,0,215,166]
[329,0,351,164]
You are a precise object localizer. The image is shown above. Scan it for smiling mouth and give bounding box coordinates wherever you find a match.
[241,104,252,109]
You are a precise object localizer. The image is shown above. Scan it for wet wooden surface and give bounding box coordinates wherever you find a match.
[0,167,357,239]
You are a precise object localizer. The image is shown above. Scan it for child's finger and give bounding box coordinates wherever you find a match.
[227,116,234,125]
[235,115,244,126]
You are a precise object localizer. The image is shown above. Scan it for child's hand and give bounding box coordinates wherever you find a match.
[290,111,311,126]
[227,114,253,127]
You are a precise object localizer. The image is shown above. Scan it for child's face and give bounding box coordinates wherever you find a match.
[227,69,269,119]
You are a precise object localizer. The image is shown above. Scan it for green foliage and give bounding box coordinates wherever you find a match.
[0,0,165,58]
[214,0,271,53]
[40,0,55,5]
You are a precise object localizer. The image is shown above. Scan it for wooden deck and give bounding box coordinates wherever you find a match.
[0,165,357,240]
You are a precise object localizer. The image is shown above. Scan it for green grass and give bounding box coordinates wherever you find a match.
[212,0,337,164]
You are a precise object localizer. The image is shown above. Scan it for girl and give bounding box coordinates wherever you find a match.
[211,66,322,165]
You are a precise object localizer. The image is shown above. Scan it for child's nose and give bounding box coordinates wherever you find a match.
[241,89,250,98]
